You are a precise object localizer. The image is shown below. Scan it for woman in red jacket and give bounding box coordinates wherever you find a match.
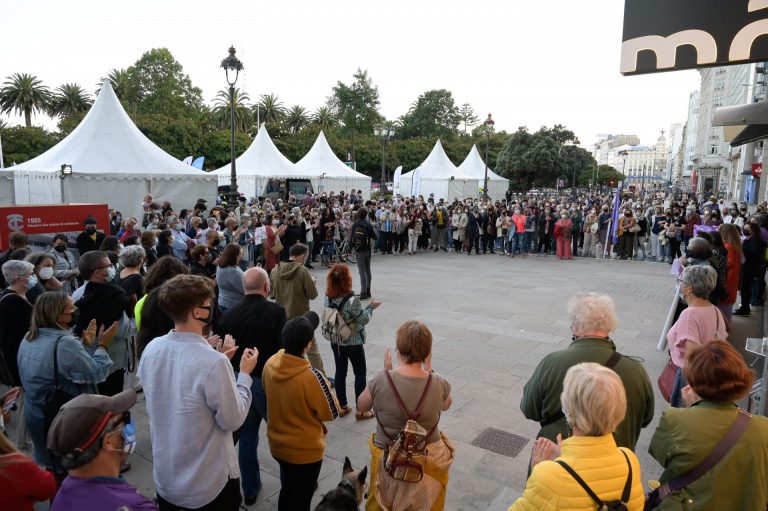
[553,210,574,260]
[718,224,742,323]
[0,431,56,510]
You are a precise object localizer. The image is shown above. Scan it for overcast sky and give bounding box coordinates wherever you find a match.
[0,0,701,149]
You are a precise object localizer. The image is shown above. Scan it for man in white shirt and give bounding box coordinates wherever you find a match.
[138,274,258,510]
[167,216,190,261]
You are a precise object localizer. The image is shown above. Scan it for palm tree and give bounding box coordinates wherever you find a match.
[0,73,51,127]
[190,104,215,132]
[49,83,92,118]
[285,105,309,133]
[256,93,286,127]
[313,105,337,128]
[97,68,131,100]
[212,88,252,131]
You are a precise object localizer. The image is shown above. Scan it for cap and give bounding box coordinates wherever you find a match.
[196,198,207,204]
[84,215,98,226]
[281,311,320,347]
[47,389,137,457]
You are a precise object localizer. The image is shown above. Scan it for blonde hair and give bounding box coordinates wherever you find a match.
[27,291,69,340]
[718,223,743,255]
[568,292,618,335]
[561,362,627,436]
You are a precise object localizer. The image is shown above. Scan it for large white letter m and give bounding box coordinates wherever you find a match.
[621,30,718,74]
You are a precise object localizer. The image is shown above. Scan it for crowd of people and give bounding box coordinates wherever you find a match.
[0,187,767,511]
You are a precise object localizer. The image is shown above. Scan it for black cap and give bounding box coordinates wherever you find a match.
[196,198,207,203]
[84,215,98,226]
[281,311,320,347]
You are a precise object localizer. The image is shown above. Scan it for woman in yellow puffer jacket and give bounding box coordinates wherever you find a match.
[509,362,644,511]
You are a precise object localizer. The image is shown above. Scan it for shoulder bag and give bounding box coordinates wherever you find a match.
[558,450,632,511]
[42,335,78,439]
[644,409,751,510]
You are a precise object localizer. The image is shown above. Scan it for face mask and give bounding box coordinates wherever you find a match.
[106,266,116,282]
[561,214,568,219]
[85,227,96,234]
[514,210,521,215]
[54,245,67,253]
[196,304,215,325]
[67,308,80,328]
[205,255,213,263]
[25,274,38,289]
[38,267,54,280]
[109,420,137,455]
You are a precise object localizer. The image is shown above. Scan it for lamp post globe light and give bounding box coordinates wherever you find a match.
[483,113,494,200]
[374,126,395,189]
[221,45,243,207]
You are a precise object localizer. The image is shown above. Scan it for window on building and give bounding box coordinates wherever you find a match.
[710,144,718,155]
[714,80,725,90]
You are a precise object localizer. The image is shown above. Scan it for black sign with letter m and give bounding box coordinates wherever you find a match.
[622,0,768,75]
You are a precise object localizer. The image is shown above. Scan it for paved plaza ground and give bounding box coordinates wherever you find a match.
[22,251,763,510]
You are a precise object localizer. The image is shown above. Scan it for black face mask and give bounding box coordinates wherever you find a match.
[54,245,67,253]
[68,309,80,328]
[85,227,96,234]
[195,304,215,325]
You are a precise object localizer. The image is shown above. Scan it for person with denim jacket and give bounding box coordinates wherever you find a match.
[17,291,117,470]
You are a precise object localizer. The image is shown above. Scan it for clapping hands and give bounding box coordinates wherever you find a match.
[530,434,563,468]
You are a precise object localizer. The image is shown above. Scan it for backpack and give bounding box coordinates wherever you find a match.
[321,294,355,343]
[556,450,633,511]
[352,223,371,251]
[377,371,436,483]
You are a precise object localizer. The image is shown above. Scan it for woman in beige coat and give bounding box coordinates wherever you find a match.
[451,207,468,253]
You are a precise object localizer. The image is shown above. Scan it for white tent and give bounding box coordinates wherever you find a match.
[457,144,509,200]
[295,131,372,199]
[214,125,312,198]
[0,170,14,205]
[399,140,476,200]
[10,81,216,219]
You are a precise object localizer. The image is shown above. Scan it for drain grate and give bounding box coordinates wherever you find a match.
[470,428,529,457]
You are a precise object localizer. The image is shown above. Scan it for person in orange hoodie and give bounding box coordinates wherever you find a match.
[262,311,340,511]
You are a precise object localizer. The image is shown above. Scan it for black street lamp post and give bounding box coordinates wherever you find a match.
[483,113,494,200]
[374,126,395,188]
[221,46,243,207]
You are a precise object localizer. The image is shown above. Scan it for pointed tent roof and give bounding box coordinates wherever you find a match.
[14,81,213,177]
[295,131,369,178]
[457,145,508,182]
[402,140,473,179]
[214,125,310,178]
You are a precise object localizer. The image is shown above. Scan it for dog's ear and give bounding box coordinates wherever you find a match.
[343,456,352,474]
[358,466,368,484]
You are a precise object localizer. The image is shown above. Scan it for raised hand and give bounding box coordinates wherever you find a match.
[97,321,120,345]
[384,348,393,370]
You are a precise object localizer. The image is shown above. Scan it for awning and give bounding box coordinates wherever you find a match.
[712,102,768,146]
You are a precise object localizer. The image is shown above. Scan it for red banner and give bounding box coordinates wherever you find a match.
[752,163,763,178]
[0,204,110,250]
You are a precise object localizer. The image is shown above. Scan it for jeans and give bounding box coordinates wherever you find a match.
[509,232,524,255]
[157,477,242,511]
[670,366,687,408]
[239,378,267,499]
[356,249,372,295]
[276,458,323,511]
[523,232,533,254]
[332,344,367,408]
[304,241,314,265]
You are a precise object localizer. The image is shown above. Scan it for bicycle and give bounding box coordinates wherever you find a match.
[320,236,357,267]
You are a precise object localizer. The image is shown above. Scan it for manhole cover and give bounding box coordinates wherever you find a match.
[470,428,529,457]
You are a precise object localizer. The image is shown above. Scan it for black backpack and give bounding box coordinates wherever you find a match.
[556,450,633,511]
[352,224,370,251]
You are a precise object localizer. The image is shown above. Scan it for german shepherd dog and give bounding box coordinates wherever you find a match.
[315,457,368,511]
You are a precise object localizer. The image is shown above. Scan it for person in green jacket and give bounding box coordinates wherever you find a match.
[521,292,654,453]
[648,340,768,510]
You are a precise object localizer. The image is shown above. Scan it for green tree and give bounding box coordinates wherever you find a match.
[496,127,566,192]
[190,104,215,133]
[0,73,51,127]
[49,83,92,118]
[285,105,309,133]
[97,68,132,101]
[125,48,203,118]
[561,145,597,187]
[132,113,204,159]
[458,102,479,135]
[0,125,58,164]
[312,105,337,128]
[329,68,382,161]
[200,129,251,170]
[579,164,624,186]
[399,89,460,138]
[255,93,286,127]
[536,124,576,144]
[211,88,252,131]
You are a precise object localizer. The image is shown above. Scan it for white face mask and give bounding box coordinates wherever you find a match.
[38,267,54,280]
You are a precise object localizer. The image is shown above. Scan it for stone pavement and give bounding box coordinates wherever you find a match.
[21,250,762,510]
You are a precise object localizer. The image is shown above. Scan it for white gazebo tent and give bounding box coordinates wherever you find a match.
[457,144,509,200]
[214,125,312,198]
[10,81,216,219]
[295,131,372,199]
[399,140,476,200]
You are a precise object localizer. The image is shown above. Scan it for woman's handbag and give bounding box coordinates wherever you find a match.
[629,224,641,233]
[42,336,77,440]
[270,238,284,255]
[657,359,678,403]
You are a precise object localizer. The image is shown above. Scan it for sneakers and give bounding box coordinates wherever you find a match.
[733,308,751,316]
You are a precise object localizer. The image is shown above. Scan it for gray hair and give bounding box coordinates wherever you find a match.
[119,245,146,268]
[561,362,627,436]
[681,265,717,299]
[568,292,618,335]
[1,260,34,285]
